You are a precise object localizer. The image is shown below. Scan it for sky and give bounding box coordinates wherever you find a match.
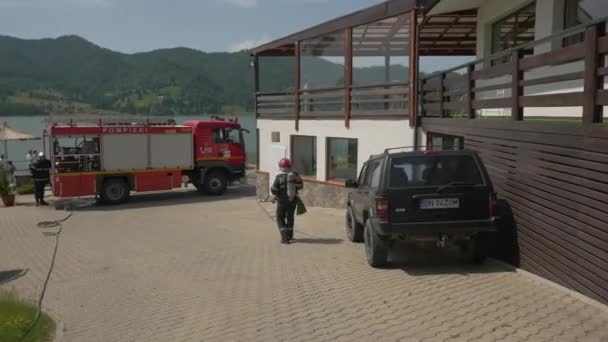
[0,0,378,53]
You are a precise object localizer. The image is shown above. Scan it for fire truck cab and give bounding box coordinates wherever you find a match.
[48,116,247,204]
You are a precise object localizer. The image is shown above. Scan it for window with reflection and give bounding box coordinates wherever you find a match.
[327,138,358,181]
[300,31,345,90]
[291,135,317,178]
[491,3,536,54]
[564,0,608,44]
[352,14,409,86]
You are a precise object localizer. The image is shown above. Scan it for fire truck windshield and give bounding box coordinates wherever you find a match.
[214,127,243,146]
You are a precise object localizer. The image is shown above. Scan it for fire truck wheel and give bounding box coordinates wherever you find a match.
[203,170,228,195]
[101,178,130,204]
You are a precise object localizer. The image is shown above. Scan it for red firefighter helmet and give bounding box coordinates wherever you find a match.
[278,158,292,169]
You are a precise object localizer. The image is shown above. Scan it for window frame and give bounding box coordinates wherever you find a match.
[290,134,317,178]
[326,137,359,182]
[490,2,537,55]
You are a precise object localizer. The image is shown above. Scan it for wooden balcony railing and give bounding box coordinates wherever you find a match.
[256,91,296,118]
[350,83,409,117]
[421,18,608,124]
[256,82,409,120]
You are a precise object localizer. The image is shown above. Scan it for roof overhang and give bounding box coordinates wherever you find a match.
[251,0,439,56]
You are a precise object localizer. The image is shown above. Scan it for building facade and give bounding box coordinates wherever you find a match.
[252,0,608,306]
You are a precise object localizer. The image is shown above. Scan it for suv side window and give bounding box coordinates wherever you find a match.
[357,164,368,185]
[369,162,382,190]
[363,162,379,188]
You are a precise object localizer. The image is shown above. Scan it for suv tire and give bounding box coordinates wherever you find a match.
[100,178,130,204]
[364,220,388,267]
[464,234,488,265]
[346,206,364,243]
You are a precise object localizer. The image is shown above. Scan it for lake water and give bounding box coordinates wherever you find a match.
[1,114,257,171]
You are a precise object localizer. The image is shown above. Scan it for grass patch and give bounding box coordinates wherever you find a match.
[16,181,34,195]
[0,291,55,342]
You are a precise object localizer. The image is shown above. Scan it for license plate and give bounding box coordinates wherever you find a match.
[420,198,460,209]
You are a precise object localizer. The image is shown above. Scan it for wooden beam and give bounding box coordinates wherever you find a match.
[253,56,260,118]
[511,50,523,121]
[466,64,475,118]
[438,73,445,117]
[583,23,604,124]
[409,9,418,127]
[345,28,353,128]
[295,41,301,131]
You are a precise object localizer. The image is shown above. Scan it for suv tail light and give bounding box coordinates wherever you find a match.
[376,197,389,221]
[490,192,497,216]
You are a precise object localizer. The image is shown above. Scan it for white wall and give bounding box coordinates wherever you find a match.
[258,118,414,181]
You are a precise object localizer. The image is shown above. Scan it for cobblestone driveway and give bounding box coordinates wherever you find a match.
[1,186,608,342]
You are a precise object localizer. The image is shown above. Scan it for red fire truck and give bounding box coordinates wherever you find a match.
[48,116,247,204]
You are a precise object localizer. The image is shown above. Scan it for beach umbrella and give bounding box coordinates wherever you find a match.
[0,121,41,160]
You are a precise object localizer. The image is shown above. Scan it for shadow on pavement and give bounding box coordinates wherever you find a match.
[73,185,256,212]
[384,242,515,275]
[0,269,28,285]
[293,238,344,245]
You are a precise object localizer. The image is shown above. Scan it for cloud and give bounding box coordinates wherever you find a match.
[222,0,257,8]
[229,36,270,52]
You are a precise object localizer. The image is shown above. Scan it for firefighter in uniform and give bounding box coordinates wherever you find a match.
[271,158,303,244]
[31,152,52,206]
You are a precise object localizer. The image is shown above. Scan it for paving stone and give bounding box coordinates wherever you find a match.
[1,188,607,341]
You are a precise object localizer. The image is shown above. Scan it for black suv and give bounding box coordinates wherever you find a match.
[345,149,498,267]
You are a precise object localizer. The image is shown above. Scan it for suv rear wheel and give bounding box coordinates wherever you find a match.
[364,220,388,267]
[463,234,488,265]
[346,206,364,243]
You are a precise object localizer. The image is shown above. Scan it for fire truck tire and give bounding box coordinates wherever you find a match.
[101,178,130,204]
[203,170,228,195]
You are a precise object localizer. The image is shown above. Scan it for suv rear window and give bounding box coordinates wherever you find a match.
[389,155,484,188]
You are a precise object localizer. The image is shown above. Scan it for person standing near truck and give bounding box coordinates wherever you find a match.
[31,152,51,206]
[271,158,303,244]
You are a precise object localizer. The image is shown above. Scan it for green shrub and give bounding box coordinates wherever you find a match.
[16,181,34,195]
[0,168,14,196]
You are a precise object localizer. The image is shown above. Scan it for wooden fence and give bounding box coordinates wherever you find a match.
[421,19,608,305]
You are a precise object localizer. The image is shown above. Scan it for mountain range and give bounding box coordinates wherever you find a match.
[0,35,410,116]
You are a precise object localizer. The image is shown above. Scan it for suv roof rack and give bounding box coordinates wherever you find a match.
[381,145,465,155]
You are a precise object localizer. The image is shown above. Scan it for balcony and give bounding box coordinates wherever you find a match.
[421,18,608,125]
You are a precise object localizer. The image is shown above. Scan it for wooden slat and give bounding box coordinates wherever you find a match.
[597,35,608,54]
[583,24,603,124]
[471,62,512,80]
[514,207,608,271]
[512,50,523,120]
[519,42,585,71]
[519,71,584,88]
[596,89,608,105]
[472,98,510,109]
[257,94,295,102]
[519,92,584,107]
[299,111,343,118]
[257,108,294,114]
[350,87,408,96]
[350,98,406,104]
[597,67,608,77]
[506,189,608,261]
[505,183,608,247]
[473,82,511,93]
[350,109,407,117]
[300,91,344,99]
